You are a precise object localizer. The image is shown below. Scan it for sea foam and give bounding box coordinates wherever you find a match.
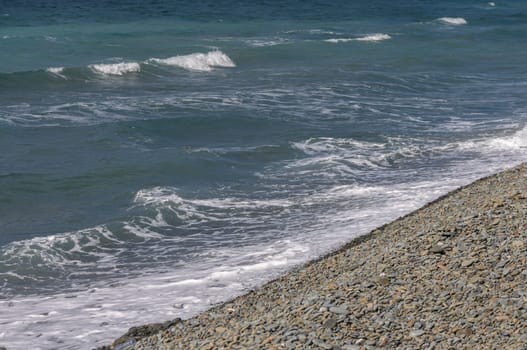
[437,17,468,25]
[89,62,141,75]
[325,34,391,43]
[148,51,235,72]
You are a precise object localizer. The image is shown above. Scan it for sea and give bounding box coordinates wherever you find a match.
[1,1,526,348]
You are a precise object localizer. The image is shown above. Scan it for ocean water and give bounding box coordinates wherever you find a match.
[1,1,527,348]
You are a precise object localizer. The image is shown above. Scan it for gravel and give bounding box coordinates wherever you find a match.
[100,163,527,350]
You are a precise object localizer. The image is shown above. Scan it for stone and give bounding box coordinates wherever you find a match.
[430,245,445,254]
[323,318,338,329]
[215,326,228,333]
[410,330,425,337]
[378,336,389,347]
[329,306,348,315]
[461,259,476,268]
[312,338,333,349]
[262,335,275,345]
[376,276,391,286]
[114,339,136,350]
[511,240,524,250]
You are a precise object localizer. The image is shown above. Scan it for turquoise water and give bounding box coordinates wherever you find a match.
[1,1,527,348]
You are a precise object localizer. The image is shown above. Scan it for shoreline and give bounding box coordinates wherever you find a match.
[102,163,527,349]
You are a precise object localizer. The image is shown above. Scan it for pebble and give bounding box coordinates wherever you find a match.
[410,330,425,337]
[99,164,527,350]
[323,318,338,329]
[312,338,333,349]
[328,306,348,315]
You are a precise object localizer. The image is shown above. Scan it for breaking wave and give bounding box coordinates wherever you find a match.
[88,62,141,75]
[148,50,235,72]
[437,17,468,25]
[1,51,236,89]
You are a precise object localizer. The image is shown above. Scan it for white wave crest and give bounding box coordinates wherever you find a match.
[134,187,212,222]
[45,67,66,79]
[46,67,64,75]
[325,33,391,43]
[481,125,527,150]
[89,62,141,76]
[133,186,293,226]
[437,17,467,25]
[148,51,235,72]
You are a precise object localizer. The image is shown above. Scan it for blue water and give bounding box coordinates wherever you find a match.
[1,1,526,348]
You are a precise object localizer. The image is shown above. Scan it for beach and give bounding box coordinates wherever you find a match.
[3,2,527,349]
[102,163,527,349]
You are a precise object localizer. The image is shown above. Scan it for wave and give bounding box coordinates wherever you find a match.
[45,66,66,79]
[0,183,297,296]
[1,51,236,89]
[325,33,391,43]
[45,67,64,75]
[148,51,235,72]
[288,124,527,179]
[88,62,141,76]
[436,17,468,25]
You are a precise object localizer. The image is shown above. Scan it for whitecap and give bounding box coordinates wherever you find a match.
[88,62,141,76]
[488,2,496,7]
[46,67,64,74]
[325,33,391,43]
[437,17,468,25]
[148,51,235,72]
[45,67,66,79]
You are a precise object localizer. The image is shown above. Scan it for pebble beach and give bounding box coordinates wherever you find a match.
[101,163,527,350]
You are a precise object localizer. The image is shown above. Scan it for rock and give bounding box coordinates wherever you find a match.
[410,330,425,337]
[342,346,361,350]
[376,276,391,286]
[215,326,228,333]
[378,336,389,347]
[511,240,524,250]
[456,327,474,337]
[111,318,182,348]
[329,306,348,315]
[430,245,445,254]
[461,259,476,268]
[262,335,275,345]
[114,339,136,350]
[323,318,338,329]
[312,338,333,349]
